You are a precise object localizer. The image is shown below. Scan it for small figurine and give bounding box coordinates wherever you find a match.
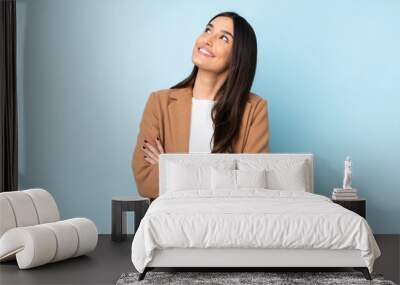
[342,156,352,190]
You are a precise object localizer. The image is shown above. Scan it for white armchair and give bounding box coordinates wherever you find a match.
[0,188,98,269]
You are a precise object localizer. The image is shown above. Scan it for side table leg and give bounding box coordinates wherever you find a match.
[112,200,127,241]
[134,201,150,235]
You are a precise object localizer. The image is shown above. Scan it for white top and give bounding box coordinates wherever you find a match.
[188,97,216,153]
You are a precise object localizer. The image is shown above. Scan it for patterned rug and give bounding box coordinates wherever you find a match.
[116,271,396,285]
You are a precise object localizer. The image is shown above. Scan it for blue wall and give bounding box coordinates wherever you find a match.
[17,0,400,234]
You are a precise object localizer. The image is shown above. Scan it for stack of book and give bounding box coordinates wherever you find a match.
[332,188,358,200]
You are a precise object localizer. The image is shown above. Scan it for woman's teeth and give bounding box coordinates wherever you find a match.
[199,48,214,57]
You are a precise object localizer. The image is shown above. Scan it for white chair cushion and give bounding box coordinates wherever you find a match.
[64,218,98,257]
[0,191,40,227]
[0,196,17,237]
[42,221,79,262]
[0,226,56,267]
[24,188,60,223]
[0,188,60,237]
[0,189,98,269]
[0,218,98,269]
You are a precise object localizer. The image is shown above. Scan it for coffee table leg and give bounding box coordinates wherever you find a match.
[112,201,127,241]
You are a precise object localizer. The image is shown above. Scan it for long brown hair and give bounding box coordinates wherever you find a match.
[170,12,258,153]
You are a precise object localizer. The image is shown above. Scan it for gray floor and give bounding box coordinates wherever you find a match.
[0,234,399,285]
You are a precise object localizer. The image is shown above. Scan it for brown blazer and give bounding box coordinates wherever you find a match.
[131,86,270,199]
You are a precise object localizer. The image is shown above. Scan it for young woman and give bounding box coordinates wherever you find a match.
[131,11,270,200]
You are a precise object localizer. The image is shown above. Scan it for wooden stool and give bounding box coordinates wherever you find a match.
[111,197,150,242]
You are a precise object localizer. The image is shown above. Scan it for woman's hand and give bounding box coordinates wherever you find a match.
[141,136,164,165]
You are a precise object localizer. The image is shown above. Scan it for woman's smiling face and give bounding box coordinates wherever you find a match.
[192,16,234,74]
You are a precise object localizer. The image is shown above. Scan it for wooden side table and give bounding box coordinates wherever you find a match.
[332,198,366,219]
[111,196,150,242]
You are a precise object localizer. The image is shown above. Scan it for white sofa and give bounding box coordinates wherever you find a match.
[0,188,98,269]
